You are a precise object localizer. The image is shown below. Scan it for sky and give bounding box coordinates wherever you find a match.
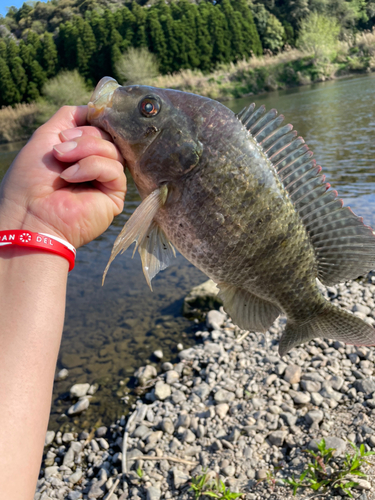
[0,0,48,17]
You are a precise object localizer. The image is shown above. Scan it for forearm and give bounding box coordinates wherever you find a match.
[0,246,68,500]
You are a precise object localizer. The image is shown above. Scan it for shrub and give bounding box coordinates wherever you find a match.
[42,70,92,107]
[297,13,340,61]
[115,47,159,86]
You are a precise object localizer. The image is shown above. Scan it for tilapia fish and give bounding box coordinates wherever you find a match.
[87,76,375,356]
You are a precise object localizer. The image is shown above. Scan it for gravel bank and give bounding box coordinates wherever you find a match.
[36,276,375,500]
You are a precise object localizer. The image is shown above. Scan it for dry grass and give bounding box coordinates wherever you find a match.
[0,103,40,143]
[153,49,308,99]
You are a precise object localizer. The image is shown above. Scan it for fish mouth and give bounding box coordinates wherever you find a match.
[87,77,120,121]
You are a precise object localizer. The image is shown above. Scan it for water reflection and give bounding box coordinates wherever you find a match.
[1,74,375,430]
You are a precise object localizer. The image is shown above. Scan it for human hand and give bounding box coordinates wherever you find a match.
[0,105,126,248]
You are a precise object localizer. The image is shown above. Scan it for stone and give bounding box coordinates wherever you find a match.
[55,368,69,381]
[214,389,235,403]
[183,280,222,316]
[63,446,75,467]
[154,381,171,401]
[222,465,236,477]
[44,466,59,479]
[308,437,347,456]
[181,429,196,443]
[355,378,375,395]
[165,370,179,385]
[328,375,344,391]
[305,410,324,425]
[45,431,55,447]
[310,392,324,406]
[353,479,371,490]
[162,362,173,372]
[268,430,287,447]
[280,412,298,427]
[206,310,226,330]
[256,470,268,480]
[284,365,302,384]
[88,383,98,395]
[95,426,108,438]
[147,487,161,500]
[291,391,311,404]
[70,383,90,398]
[67,492,82,500]
[67,397,90,415]
[172,468,190,488]
[88,478,106,499]
[69,469,82,484]
[216,403,229,419]
[134,365,157,386]
[62,433,75,443]
[178,348,196,361]
[300,380,321,393]
[153,350,163,360]
[161,418,174,434]
[99,438,109,450]
[193,382,211,401]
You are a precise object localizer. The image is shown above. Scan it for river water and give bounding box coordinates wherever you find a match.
[1,74,375,431]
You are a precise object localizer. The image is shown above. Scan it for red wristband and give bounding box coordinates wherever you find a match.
[0,230,76,271]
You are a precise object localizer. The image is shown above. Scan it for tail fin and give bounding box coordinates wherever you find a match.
[279,304,375,357]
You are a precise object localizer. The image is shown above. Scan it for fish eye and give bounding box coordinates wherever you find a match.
[140,96,161,117]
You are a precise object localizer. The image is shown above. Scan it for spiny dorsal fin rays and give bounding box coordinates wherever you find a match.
[236,103,375,285]
[102,185,168,285]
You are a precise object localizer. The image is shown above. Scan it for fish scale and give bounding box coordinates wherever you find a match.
[87,77,375,356]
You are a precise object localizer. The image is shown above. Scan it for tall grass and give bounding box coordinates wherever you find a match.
[0,103,39,143]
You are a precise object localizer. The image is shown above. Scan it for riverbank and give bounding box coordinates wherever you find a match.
[37,276,375,500]
[2,30,375,145]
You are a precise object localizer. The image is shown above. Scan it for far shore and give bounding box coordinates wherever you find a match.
[1,45,374,146]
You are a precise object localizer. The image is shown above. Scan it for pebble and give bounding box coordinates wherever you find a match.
[134,365,157,386]
[67,397,90,415]
[37,276,375,499]
[215,403,229,419]
[70,383,90,398]
[355,378,375,395]
[283,365,302,384]
[55,368,69,381]
[154,381,171,400]
[268,430,287,447]
[153,350,163,360]
[172,468,190,488]
[214,388,235,403]
[45,431,55,447]
[206,310,226,330]
[305,410,324,425]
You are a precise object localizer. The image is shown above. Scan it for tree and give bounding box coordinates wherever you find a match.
[7,39,27,102]
[146,9,167,72]
[297,12,340,60]
[42,32,58,78]
[0,56,17,106]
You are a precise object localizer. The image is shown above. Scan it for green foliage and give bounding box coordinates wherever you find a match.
[42,70,92,107]
[115,47,159,85]
[136,467,143,478]
[282,439,375,497]
[297,12,341,60]
[189,469,243,500]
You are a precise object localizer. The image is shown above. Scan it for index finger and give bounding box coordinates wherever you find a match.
[35,106,89,137]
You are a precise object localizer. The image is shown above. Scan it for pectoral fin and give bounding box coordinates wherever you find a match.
[102,185,168,284]
[138,222,176,291]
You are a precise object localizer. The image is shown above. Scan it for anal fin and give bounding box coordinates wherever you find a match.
[218,283,281,332]
[138,222,176,291]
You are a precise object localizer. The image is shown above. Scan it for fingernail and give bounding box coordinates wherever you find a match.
[53,141,78,155]
[60,163,79,180]
[60,129,83,141]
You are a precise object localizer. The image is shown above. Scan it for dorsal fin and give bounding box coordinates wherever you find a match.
[236,104,375,286]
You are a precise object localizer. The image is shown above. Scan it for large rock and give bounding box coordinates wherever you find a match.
[183,279,222,318]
